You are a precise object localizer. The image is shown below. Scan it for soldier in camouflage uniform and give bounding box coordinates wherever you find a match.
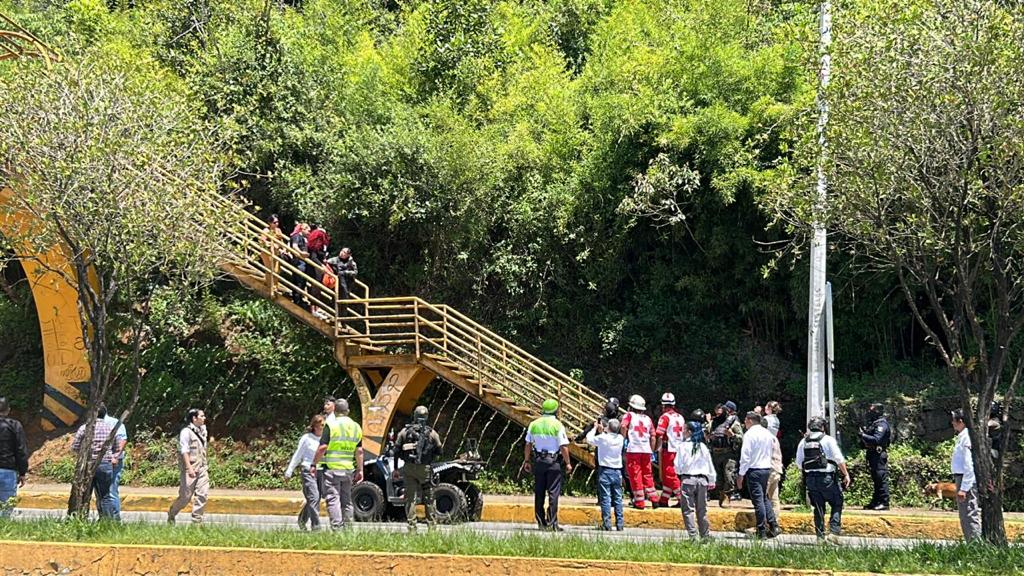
[395,406,443,532]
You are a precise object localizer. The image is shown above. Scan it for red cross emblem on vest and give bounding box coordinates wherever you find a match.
[671,422,685,436]
[633,420,649,436]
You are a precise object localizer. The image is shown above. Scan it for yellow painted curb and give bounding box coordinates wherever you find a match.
[0,540,945,576]
[16,490,1022,541]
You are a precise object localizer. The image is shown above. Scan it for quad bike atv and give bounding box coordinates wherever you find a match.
[351,437,485,524]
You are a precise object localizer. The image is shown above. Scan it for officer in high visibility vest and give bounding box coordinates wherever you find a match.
[310,399,363,530]
[524,399,573,531]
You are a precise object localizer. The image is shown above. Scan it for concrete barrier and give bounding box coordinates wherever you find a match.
[0,540,947,576]
[16,490,1021,540]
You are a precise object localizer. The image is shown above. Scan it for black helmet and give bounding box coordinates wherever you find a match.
[807,416,827,432]
[688,408,705,423]
[413,405,429,424]
[604,397,620,417]
[991,401,1003,419]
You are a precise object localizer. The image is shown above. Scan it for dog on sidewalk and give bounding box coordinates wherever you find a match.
[923,482,958,509]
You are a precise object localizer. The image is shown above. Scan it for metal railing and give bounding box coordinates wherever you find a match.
[211,194,604,433]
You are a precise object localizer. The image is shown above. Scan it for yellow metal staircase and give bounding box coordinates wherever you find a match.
[209,193,605,466]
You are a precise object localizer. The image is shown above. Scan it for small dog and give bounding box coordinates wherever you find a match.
[923,482,958,509]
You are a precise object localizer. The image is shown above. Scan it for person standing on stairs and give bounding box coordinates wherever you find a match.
[285,414,326,531]
[288,223,311,311]
[168,408,209,525]
[305,224,331,320]
[327,247,358,302]
[524,399,573,531]
[654,393,685,508]
[311,398,364,530]
[621,395,657,509]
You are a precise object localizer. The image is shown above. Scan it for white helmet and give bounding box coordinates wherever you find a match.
[661,392,675,405]
[628,394,646,411]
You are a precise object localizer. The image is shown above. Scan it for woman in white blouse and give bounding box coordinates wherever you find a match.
[285,414,325,530]
[674,421,717,539]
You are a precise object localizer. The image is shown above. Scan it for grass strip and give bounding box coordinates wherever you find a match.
[0,519,1021,575]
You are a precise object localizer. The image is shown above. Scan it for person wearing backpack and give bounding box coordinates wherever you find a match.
[795,417,850,544]
[394,405,443,532]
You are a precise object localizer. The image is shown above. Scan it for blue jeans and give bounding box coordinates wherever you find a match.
[746,468,776,534]
[0,469,18,518]
[110,459,124,516]
[92,461,118,520]
[597,467,624,530]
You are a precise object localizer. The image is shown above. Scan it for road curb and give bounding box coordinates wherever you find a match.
[16,490,1020,540]
[0,540,950,576]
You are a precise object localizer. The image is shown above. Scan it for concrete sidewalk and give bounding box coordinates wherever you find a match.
[16,484,1023,540]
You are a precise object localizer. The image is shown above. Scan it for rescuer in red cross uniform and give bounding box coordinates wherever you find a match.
[654,392,686,507]
[621,395,657,509]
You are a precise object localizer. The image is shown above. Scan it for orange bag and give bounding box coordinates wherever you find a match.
[323,273,337,289]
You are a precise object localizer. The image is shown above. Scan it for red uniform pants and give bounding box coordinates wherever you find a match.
[658,450,680,506]
[626,452,656,508]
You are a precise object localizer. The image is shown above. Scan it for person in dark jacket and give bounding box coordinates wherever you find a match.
[858,403,891,510]
[0,397,28,517]
[327,248,358,301]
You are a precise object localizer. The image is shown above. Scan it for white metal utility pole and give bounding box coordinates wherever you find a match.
[807,1,832,424]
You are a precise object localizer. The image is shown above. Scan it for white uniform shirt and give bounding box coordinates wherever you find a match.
[951,428,976,492]
[657,410,687,453]
[739,423,776,476]
[179,425,207,455]
[285,432,321,478]
[673,441,717,486]
[622,412,653,454]
[585,428,624,469]
[795,433,846,473]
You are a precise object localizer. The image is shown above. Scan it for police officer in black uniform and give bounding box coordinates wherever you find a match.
[858,403,891,510]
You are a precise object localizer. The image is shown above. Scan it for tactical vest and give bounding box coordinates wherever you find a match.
[802,432,829,472]
[324,416,362,470]
[400,423,437,465]
[710,415,737,449]
[182,425,207,472]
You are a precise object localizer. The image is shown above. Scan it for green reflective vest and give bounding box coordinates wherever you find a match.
[324,416,362,470]
[527,415,566,452]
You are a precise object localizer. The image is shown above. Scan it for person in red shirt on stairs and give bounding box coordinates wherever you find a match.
[621,395,657,509]
[654,393,686,508]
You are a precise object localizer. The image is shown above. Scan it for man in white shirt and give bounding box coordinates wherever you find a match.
[99,404,127,519]
[168,408,209,524]
[796,417,850,542]
[586,418,625,531]
[950,409,981,541]
[737,411,780,538]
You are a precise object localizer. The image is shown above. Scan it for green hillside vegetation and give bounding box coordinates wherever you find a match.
[1,0,1020,506]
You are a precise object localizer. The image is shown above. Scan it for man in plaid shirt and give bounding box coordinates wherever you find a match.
[70,405,123,520]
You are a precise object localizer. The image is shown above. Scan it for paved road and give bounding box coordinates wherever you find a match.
[10,508,943,550]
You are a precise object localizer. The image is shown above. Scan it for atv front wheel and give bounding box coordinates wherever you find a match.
[432,482,468,524]
[352,481,386,522]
